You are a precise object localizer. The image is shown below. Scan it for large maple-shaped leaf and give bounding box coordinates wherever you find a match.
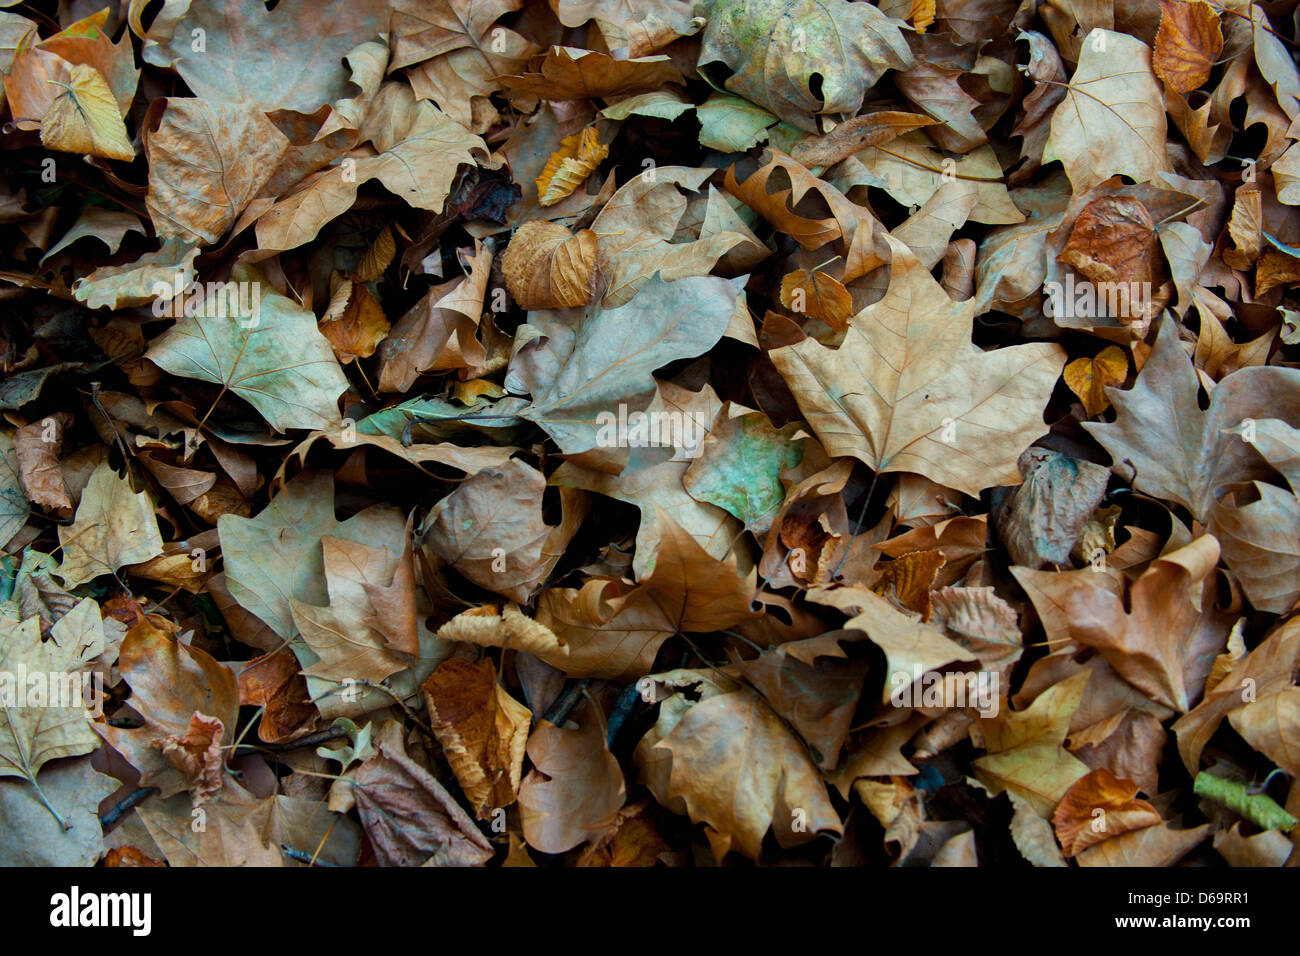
[390,0,538,130]
[507,273,743,455]
[697,0,913,133]
[533,511,755,680]
[146,265,349,432]
[0,605,103,809]
[218,471,408,639]
[771,239,1066,497]
[548,381,733,577]
[1065,535,1230,712]
[255,94,490,253]
[145,0,390,113]
[1042,30,1171,194]
[1084,315,1300,518]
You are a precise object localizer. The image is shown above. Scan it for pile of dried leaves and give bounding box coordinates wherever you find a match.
[1,0,1299,869]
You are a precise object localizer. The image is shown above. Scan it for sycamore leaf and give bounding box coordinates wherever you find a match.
[0,431,32,544]
[533,511,756,680]
[290,535,410,686]
[697,0,913,133]
[350,720,494,866]
[1153,0,1223,94]
[146,0,390,114]
[96,617,239,798]
[1076,821,1210,866]
[146,265,348,432]
[807,585,974,702]
[1052,768,1162,856]
[0,756,115,864]
[56,462,163,588]
[217,471,408,639]
[1172,617,1300,773]
[1084,316,1300,519]
[696,92,780,153]
[501,47,685,100]
[518,699,626,854]
[146,98,290,245]
[421,458,579,604]
[391,0,538,131]
[508,273,742,455]
[682,406,803,531]
[771,238,1066,497]
[0,611,101,809]
[423,657,531,819]
[1065,535,1228,712]
[1064,345,1128,416]
[973,671,1091,817]
[71,239,199,311]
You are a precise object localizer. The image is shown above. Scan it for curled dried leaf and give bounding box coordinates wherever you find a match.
[437,603,569,657]
[502,220,599,309]
[536,126,608,207]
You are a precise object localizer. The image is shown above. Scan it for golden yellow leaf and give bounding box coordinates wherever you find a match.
[40,63,134,161]
[318,277,391,363]
[536,126,608,207]
[908,0,935,33]
[1063,345,1128,416]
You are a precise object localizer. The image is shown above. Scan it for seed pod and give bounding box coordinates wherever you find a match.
[502,220,599,309]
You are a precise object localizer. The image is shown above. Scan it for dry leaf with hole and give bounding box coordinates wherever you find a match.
[1052,768,1162,856]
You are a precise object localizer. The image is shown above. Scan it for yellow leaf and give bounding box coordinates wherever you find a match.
[1063,345,1128,416]
[536,126,608,207]
[40,63,134,161]
[908,0,936,33]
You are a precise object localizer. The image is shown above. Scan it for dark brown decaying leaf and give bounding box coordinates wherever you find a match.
[350,721,495,867]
